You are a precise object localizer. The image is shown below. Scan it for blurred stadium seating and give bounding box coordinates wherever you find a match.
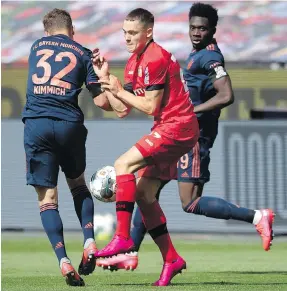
[2,1,287,64]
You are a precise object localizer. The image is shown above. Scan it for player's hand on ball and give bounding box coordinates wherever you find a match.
[100,74,123,96]
[91,48,109,79]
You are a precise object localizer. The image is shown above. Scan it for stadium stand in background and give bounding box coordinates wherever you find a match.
[2,1,287,65]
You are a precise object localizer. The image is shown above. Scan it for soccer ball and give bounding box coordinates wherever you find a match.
[90,166,116,203]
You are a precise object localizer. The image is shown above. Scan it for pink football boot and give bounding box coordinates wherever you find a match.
[153,256,186,286]
[95,235,135,258]
[97,252,138,271]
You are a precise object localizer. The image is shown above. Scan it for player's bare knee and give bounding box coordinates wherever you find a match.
[136,195,156,207]
[179,182,203,210]
[114,157,131,174]
[136,177,161,203]
[136,186,155,204]
[36,186,58,205]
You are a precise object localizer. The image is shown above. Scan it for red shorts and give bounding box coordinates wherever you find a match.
[136,128,198,181]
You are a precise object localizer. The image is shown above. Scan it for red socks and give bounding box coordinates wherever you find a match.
[139,200,179,263]
[115,174,136,238]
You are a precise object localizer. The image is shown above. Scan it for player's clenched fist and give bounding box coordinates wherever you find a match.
[100,75,123,97]
[91,48,109,79]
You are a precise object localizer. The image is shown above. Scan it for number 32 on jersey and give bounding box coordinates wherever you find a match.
[32,49,77,90]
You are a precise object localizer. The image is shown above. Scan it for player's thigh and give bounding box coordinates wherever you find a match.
[115,146,148,175]
[177,138,211,185]
[177,138,212,207]
[136,176,162,204]
[135,130,192,179]
[55,121,87,179]
[138,161,177,182]
[24,118,59,188]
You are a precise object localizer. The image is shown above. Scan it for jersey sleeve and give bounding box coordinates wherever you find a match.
[123,59,135,94]
[82,48,103,97]
[144,57,169,91]
[200,51,228,83]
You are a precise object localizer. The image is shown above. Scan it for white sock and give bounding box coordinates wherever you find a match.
[253,210,262,225]
[84,238,95,249]
[60,257,71,268]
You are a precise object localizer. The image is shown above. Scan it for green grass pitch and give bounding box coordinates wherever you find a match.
[2,235,287,291]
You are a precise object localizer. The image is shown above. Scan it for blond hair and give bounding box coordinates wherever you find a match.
[43,8,72,34]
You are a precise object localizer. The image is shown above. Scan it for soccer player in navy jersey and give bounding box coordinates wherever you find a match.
[103,3,275,272]
[22,8,113,286]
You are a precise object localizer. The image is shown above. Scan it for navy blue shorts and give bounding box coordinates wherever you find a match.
[24,118,87,188]
[177,118,218,184]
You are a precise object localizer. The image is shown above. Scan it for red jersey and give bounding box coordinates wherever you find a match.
[124,40,197,141]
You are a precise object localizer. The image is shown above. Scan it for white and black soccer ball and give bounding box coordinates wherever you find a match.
[90,166,116,203]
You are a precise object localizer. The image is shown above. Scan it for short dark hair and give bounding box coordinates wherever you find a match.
[189,3,218,28]
[125,8,154,27]
[43,8,73,33]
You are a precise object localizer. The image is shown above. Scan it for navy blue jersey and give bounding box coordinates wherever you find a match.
[22,34,101,123]
[183,41,228,121]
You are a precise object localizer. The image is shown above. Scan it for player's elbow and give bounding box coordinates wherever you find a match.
[147,103,159,116]
[146,109,155,116]
[115,106,131,118]
[219,92,234,107]
[223,92,234,106]
[116,110,129,118]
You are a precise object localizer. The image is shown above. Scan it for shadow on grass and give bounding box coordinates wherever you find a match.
[109,282,287,287]
[213,271,287,275]
[108,271,287,287]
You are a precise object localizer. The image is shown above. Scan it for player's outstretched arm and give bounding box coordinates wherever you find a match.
[100,75,163,116]
[91,49,131,117]
[193,75,234,113]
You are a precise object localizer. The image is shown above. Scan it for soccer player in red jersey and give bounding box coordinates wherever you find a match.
[93,8,199,285]
[95,3,274,275]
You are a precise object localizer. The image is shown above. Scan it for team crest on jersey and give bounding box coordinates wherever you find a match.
[144,66,149,85]
[187,59,194,70]
[138,66,143,77]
